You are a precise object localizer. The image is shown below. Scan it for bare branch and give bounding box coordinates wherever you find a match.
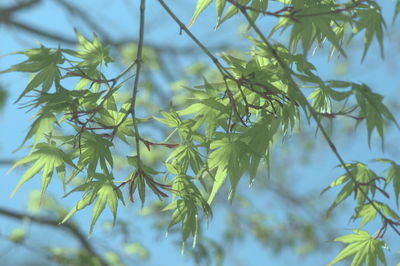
[0,207,110,266]
[0,159,15,165]
[0,0,41,16]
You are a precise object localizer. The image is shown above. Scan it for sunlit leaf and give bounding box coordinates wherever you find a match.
[328,230,387,266]
[9,143,75,199]
[190,0,214,27]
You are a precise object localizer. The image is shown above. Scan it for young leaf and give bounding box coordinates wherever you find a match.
[9,143,75,199]
[61,173,123,233]
[216,0,251,28]
[72,132,113,178]
[353,84,398,147]
[353,203,378,228]
[207,137,250,203]
[328,230,387,266]
[375,158,400,207]
[190,0,214,27]
[16,112,57,151]
[353,2,385,61]
[216,0,227,18]
[71,29,113,68]
[0,46,64,103]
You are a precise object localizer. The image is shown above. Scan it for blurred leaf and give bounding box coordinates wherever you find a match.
[9,228,26,244]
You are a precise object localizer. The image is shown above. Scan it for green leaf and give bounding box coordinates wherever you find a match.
[353,84,398,147]
[127,156,162,175]
[96,97,135,143]
[328,230,387,266]
[9,228,26,244]
[164,174,211,246]
[313,16,347,57]
[153,110,182,128]
[207,137,250,203]
[61,191,97,223]
[326,181,354,215]
[380,203,400,221]
[162,200,179,212]
[321,174,351,195]
[323,162,382,215]
[393,0,400,23]
[216,0,227,18]
[248,0,268,24]
[375,158,400,207]
[71,132,113,179]
[9,143,75,199]
[166,144,203,174]
[138,176,146,207]
[72,29,113,67]
[91,182,120,232]
[179,97,228,139]
[324,162,379,210]
[16,112,57,151]
[353,2,385,61]
[240,117,277,183]
[353,203,378,228]
[216,0,251,28]
[0,45,64,103]
[190,0,214,27]
[309,87,332,113]
[62,173,123,233]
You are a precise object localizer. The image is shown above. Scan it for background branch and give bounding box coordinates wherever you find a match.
[0,207,110,266]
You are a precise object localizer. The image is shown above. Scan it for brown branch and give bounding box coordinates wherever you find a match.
[0,159,16,165]
[317,109,364,121]
[0,0,41,16]
[119,0,147,171]
[0,16,238,55]
[0,18,77,45]
[228,1,296,20]
[0,207,109,266]
[130,0,146,169]
[53,0,111,42]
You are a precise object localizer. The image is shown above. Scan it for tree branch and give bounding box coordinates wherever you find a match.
[0,159,15,165]
[0,0,41,16]
[0,207,110,266]
[0,16,235,55]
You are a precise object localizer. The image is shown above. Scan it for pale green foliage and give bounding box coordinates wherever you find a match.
[328,230,387,266]
[9,228,26,244]
[1,1,400,265]
[9,143,74,198]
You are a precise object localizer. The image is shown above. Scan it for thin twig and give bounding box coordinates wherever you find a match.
[158,0,231,78]
[129,0,146,170]
[158,0,257,130]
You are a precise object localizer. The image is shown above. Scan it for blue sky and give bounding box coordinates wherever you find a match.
[0,1,399,265]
